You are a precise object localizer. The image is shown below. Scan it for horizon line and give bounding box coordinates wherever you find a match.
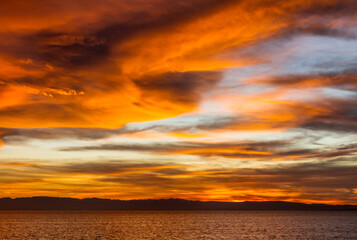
[1,196,356,206]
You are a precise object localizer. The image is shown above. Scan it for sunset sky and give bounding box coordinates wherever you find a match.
[0,0,356,204]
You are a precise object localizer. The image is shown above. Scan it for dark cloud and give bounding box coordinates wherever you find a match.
[134,71,221,103]
[0,128,17,139]
[282,0,357,40]
[296,0,357,17]
[59,139,286,153]
[34,161,173,175]
[300,98,357,133]
[58,138,357,161]
[258,69,357,89]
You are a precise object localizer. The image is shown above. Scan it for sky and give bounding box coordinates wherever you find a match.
[0,0,356,204]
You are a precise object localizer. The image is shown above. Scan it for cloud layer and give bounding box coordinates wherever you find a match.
[0,0,356,203]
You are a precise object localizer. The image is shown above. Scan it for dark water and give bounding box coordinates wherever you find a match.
[0,211,356,239]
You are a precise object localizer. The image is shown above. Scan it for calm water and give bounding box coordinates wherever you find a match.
[0,211,356,240]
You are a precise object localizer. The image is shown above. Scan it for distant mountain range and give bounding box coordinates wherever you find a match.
[0,197,356,210]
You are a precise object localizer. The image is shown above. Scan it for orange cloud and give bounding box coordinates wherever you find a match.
[0,160,356,204]
[2,0,346,128]
[0,0,356,204]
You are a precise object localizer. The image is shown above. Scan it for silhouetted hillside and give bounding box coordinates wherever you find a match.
[0,197,356,210]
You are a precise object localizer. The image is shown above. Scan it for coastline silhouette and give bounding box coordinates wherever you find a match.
[1,197,356,211]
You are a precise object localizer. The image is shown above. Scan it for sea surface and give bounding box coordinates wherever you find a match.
[0,211,356,239]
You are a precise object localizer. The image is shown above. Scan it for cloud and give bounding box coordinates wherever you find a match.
[4,0,356,128]
[82,158,357,203]
[296,0,357,17]
[0,113,238,145]
[34,161,183,175]
[247,69,357,132]
[1,0,239,128]
[0,0,356,204]
[1,158,355,203]
[252,68,357,89]
[300,99,357,132]
[59,138,357,161]
[134,71,221,104]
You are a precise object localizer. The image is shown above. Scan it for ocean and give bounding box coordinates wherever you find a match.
[0,211,356,239]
